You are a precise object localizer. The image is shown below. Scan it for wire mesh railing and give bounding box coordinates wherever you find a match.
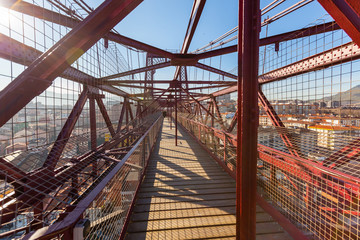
[177,112,360,239]
[0,112,162,239]
[174,17,360,239]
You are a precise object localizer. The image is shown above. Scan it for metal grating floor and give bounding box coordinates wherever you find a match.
[125,119,292,239]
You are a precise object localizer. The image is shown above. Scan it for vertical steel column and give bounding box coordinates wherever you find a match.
[89,96,97,179]
[236,0,260,239]
[89,97,97,151]
[44,88,88,170]
[95,96,116,137]
[117,98,127,133]
[211,103,214,128]
[175,87,178,146]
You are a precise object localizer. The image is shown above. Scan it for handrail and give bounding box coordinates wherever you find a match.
[178,115,360,188]
[23,114,163,240]
[177,114,360,239]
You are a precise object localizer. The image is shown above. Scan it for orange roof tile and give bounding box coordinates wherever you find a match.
[309,125,350,131]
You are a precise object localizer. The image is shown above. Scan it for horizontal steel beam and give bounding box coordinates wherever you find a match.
[107,80,236,84]
[195,21,340,58]
[259,41,360,84]
[196,45,237,59]
[187,83,232,90]
[195,62,237,79]
[197,41,360,101]
[108,33,174,59]
[1,0,174,59]
[102,61,171,80]
[0,33,129,98]
[0,0,143,127]
[260,21,340,46]
[1,1,342,64]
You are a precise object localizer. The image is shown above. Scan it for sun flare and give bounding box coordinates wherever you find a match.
[0,7,9,24]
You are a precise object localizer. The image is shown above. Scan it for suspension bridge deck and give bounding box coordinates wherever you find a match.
[124,119,292,239]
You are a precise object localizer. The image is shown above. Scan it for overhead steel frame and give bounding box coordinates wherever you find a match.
[178,1,360,239]
[0,0,144,127]
[317,0,360,46]
[0,0,152,235]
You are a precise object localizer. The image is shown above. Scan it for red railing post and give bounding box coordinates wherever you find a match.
[175,86,178,146]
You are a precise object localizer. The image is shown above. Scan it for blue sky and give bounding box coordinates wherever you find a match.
[86,0,329,53]
[0,0,337,99]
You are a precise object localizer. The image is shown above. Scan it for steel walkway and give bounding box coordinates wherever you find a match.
[125,119,292,239]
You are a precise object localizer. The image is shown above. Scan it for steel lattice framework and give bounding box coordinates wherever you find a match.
[0,0,359,239]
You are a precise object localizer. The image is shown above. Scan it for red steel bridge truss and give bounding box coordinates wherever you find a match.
[0,0,359,239]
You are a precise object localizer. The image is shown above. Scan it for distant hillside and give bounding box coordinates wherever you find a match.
[323,85,360,103]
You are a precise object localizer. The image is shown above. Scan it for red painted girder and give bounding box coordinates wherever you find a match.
[173,0,207,80]
[43,88,88,171]
[227,109,238,132]
[197,84,237,101]
[181,115,360,202]
[318,0,360,46]
[116,83,230,92]
[187,83,232,90]
[139,88,169,116]
[113,84,171,91]
[195,62,237,79]
[104,59,237,82]
[136,103,142,117]
[181,88,227,131]
[22,115,162,240]
[1,1,341,62]
[0,0,143,128]
[107,80,236,84]
[102,61,171,80]
[0,33,128,98]
[126,100,134,121]
[1,117,149,225]
[170,54,198,66]
[117,99,127,133]
[89,96,97,151]
[0,157,26,182]
[258,148,312,182]
[259,41,360,84]
[196,45,237,59]
[179,115,360,197]
[211,97,227,130]
[260,21,340,46]
[109,34,175,59]
[95,97,116,137]
[195,21,340,58]
[181,0,207,54]
[258,90,301,157]
[0,114,148,225]
[197,41,360,102]
[2,0,174,60]
[322,137,360,168]
[236,0,260,238]
[1,0,78,28]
